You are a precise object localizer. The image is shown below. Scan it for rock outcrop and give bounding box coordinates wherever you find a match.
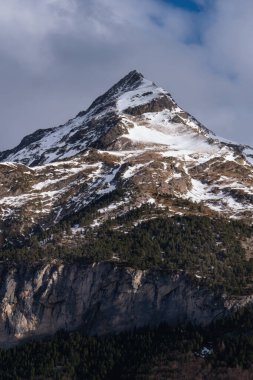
[0,261,250,347]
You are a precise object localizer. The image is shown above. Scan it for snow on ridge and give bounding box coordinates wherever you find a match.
[98,200,126,214]
[0,158,106,223]
[117,78,168,113]
[0,74,215,167]
[32,163,99,190]
[3,117,88,166]
[123,163,146,179]
[1,71,247,169]
[243,147,253,165]
[2,71,253,230]
[123,119,218,155]
[0,162,19,168]
[97,166,121,195]
[1,99,105,166]
[183,178,253,217]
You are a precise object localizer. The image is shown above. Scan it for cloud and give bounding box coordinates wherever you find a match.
[0,0,252,151]
[0,0,78,68]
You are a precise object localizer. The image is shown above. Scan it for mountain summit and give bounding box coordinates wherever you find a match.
[1,72,253,347]
[0,70,213,166]
[0,71,253,247]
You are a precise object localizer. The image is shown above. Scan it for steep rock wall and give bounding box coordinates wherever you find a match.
[0,261,249,347]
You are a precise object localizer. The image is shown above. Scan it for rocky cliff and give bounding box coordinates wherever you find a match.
[0,260,250,347]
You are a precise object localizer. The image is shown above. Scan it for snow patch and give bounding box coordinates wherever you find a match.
[117,79,168,112]
[97,166,121,195]
[123,163,145,179]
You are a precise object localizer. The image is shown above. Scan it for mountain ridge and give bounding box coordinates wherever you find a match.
[0,70,253,249]
[0,70,217,166]
[1,71,253,347]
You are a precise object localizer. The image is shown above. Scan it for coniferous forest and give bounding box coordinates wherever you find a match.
[2,211,253,296]
[0,209,253,378]
[2,306,253,379]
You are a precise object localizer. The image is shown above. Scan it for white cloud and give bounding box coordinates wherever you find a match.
[0,0,77,67]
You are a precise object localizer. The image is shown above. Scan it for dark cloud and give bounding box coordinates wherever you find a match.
[0,0,253,151]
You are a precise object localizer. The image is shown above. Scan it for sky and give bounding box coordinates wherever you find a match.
[0,0,253,151]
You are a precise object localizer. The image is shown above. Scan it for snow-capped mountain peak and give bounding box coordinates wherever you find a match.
[1,71,253,249]
[0,70,214,166]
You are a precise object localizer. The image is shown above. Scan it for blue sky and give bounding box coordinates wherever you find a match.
[161,0,203,12]
[0,0,253,149]
[152,0,208,44]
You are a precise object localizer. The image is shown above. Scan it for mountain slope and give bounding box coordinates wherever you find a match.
[0,70,253,249]
[1,71,253,347]
[0,70,220,165]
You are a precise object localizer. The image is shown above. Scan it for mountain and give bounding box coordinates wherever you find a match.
[1,70,253,248]
[1,71,253,348]
[0,70,213,166]
[2,70,252,166]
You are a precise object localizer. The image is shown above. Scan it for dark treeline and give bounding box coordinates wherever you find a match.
[1,213,253,295]
[2,305,253,379]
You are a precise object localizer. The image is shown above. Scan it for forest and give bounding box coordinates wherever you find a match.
[1,305,253,379]
[1,202,253,378]
[1,210,253,295]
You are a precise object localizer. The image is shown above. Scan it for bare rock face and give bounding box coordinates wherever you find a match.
[0,261,249,347]
[124,95,175,115]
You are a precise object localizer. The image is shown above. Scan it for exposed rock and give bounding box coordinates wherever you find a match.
[1,71,253,348]
[0,261,249,347]
[124,95,175,115]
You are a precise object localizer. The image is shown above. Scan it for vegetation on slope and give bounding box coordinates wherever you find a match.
[1,210,253,295]
[2,305,253,379]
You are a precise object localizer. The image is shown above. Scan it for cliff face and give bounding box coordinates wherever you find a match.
[0,261,248,347]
